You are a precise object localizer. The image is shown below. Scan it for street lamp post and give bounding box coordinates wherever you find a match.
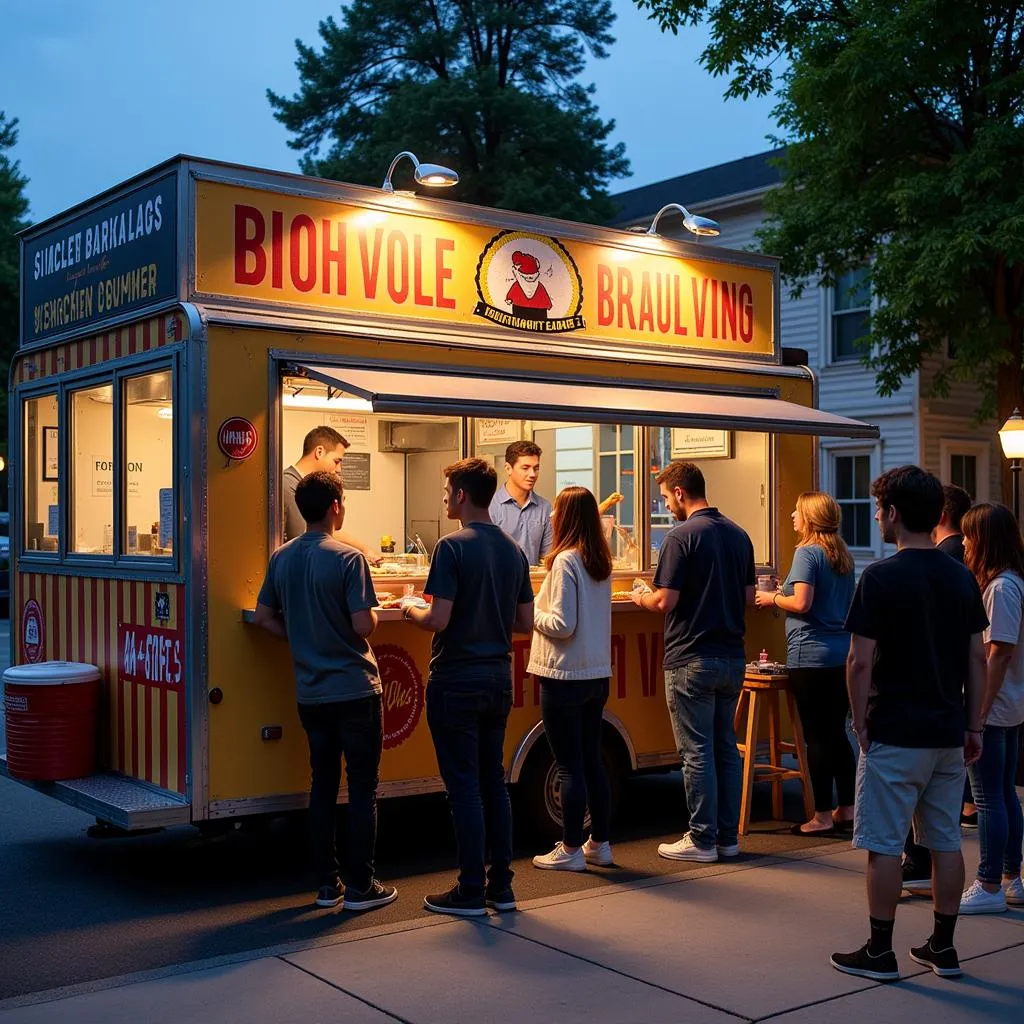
[998,408,1024,523]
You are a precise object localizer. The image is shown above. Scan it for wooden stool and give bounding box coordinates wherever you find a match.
[734,672,814,835]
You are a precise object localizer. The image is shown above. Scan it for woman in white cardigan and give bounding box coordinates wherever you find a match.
[529,486,614,871]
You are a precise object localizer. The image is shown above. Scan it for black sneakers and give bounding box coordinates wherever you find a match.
[830,942,900,981]
[315,882,343,908]
[909,940,962,978]
[423,884,487,917]
[343,879,399,911]
[901,860,932,893]
[485,886,517,912]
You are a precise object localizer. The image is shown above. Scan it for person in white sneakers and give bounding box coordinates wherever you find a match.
[529,487,614,872]
[959,503,1024,914]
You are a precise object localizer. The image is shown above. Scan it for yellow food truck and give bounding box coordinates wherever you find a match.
[3,156,877,837]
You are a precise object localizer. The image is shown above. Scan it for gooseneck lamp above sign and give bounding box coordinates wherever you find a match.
[998,407,1024,522]
[380,152,459,195]
[635,203,721,239]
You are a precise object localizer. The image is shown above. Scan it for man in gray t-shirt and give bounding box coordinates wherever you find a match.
[255,470,396,914]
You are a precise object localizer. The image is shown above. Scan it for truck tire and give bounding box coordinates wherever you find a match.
[515,731,624,845]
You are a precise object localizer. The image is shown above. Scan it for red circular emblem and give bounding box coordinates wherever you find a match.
[376,644,424,750]
[217,417,259,461]
[22,599,45,664]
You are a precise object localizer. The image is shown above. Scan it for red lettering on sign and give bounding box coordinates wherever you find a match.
[290,214,316,292]
[637,632,663,698]
[611,633,627,699]
[617,266,636,330]
[271,211,283,289]
[739,284,754,343]
[322,219,346,295]
[436,238,456,309]
[413,235,432,307]
[234,205,266,285]
[512,638,532,708]
[359,228,384,299]
[597,263,614,326]
[386,230,409,303]
[692,276,709,337]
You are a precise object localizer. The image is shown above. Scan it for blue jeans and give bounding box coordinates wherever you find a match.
[968,723,1024,885]
[297,696,382,892]
[664,658,746,849]
[427,680,514,896]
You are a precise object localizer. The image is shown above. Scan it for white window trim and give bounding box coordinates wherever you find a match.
[822,441,883,558]
[939,438,991,501]
[821,270,876,369]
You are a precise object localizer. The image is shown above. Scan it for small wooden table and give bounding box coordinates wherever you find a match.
[734,671,814,835]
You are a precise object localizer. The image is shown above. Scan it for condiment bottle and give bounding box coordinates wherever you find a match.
[758,648,769,668]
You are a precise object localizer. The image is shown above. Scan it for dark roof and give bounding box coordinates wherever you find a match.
[610,148,784,226]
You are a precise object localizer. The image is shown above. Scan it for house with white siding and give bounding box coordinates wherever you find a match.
[611,150,1002,574]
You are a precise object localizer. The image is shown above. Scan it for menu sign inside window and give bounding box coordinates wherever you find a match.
[21,172,179,346]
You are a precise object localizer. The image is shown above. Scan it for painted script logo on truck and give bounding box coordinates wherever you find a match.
[119,625,183,686]
[375,644,423,749]
[217,417,259,461]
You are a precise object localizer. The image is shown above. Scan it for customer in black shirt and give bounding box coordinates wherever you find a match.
[403,457,534,917]
[632,460,755,862]
[904,483,974,889]
[831,466,986,983]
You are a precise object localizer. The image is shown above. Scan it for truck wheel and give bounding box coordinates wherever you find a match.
[515,734,623,845]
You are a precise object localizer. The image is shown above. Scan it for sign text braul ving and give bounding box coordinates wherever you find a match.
[195,182,775,358]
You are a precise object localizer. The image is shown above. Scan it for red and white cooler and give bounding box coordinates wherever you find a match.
[2,662,102,780]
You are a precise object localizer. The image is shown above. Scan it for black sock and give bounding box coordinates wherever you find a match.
[931,911,958,951]
[868,916,895,956]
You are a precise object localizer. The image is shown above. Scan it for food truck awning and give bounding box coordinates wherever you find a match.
[295,364,879,439]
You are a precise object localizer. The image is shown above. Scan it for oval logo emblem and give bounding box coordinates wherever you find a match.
[22,599,45,664]
[376,644,424,750]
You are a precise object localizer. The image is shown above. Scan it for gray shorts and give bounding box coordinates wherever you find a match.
[852,741,965,857]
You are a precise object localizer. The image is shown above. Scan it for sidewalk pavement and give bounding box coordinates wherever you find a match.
[1,832,1021,1024]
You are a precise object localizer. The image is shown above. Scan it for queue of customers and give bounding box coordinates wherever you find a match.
[255,452,1024,982]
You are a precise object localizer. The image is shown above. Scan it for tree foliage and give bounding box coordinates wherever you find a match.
[0,111,31,440]
[636,1,1024,420]
[268,0,629,222]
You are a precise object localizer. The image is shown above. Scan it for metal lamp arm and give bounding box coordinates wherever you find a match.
[646,203,692,235]
[381,151,420,193]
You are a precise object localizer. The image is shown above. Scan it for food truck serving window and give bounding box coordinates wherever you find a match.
[123,370,174,557]
[23,394,60,553]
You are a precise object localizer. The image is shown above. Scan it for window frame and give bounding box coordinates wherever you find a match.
[939,438,991,502]
[827,267,873,365]
[16,352,181,575]
[826,444,881,555]
[20,385,62,561]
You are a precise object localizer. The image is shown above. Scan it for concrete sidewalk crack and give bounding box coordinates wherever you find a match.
[278,956,413,1023]
[484,920,754,1022]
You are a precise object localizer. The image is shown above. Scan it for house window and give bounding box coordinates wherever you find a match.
[832,267,871,362]
[834,452,873,547]
[940,439,990,502]
[949,454,977,498]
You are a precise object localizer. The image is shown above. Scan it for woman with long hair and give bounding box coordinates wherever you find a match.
[528,486,614,871]
[959,502,1024,913]
[754,491,856,835]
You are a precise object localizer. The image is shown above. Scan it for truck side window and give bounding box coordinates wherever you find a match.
[23,393,60,553]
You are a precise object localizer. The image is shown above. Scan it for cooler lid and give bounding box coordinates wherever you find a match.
[2,662,102,685]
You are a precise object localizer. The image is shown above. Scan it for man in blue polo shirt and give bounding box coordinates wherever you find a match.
[632,460,755,862]
[489,441,552,565]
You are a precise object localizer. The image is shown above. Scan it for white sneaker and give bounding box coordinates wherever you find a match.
[1003,875,1024,906]
[658,833,718,863]
[960,879,1007,914]
[717,842,741,858]
[533,843,586,871]
[582,838,614,866]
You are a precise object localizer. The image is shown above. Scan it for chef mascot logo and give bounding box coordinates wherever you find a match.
[474,230,585,334]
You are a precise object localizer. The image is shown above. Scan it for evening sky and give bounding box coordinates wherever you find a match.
[0,0,777,224]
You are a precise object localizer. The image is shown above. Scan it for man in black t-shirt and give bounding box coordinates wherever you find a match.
[831,466,986,983]
[903,482,974,888]
[632,461,755,862]
[403,457,534,917]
